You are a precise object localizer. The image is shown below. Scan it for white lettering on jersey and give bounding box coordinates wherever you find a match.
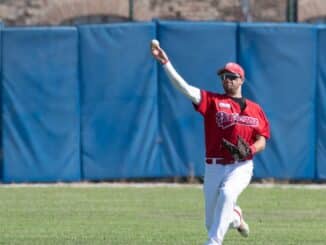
[216,111,259,129]
[218,102,231,109]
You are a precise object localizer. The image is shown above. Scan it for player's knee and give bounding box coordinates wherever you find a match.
[219,188,236,204]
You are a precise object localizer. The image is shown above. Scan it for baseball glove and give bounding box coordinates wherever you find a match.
[222,136,252,161]
[237,136,251,159]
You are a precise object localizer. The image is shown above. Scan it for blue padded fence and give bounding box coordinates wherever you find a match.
[317,26,326,179]
[238,23,317,179]
[0,21,325,182]
[0,23,2,181]
[2,28,81,182]
[79,23,160,180]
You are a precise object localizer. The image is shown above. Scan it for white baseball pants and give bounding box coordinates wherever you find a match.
[203,160,253,245]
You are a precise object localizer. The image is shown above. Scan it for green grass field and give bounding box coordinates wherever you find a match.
[0,184,325,245]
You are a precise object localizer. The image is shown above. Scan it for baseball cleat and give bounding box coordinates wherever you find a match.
[234,206,250,237]
[237,219,249,237]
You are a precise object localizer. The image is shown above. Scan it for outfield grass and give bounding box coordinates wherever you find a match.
[0,185,325,245]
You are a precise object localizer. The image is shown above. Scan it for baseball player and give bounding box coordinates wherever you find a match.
[150,40,270,245]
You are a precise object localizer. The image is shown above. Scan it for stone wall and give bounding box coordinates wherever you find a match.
[0,0,129,25]
[134,0,286,22]
[0,0,324,26]
[298,0,326,21]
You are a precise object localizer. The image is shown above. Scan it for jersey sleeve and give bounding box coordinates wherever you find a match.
[256,107,271,139]
[193,90,209,116]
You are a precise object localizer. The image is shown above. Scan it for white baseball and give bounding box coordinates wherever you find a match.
[151,39,160,48]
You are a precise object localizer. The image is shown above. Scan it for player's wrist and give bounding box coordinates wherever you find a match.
[249,145,257,155]
[161,59,169,65]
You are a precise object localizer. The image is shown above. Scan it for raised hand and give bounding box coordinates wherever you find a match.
[150,39,169,65]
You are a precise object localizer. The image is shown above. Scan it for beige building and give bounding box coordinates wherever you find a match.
[0,0,324,26]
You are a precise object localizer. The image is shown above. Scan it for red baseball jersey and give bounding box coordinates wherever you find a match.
[194,90,270,163]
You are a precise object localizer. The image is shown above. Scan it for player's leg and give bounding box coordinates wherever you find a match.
[232,205,250,237]
[230,205,242,228]
[207,160,253,243]
[203,163,226,245]
[203,163,225,231]
[225,160,253,235]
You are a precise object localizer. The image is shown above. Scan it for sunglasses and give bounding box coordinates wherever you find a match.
[220,73,240,81]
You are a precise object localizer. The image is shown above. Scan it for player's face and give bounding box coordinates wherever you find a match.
[220,73,243,94]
